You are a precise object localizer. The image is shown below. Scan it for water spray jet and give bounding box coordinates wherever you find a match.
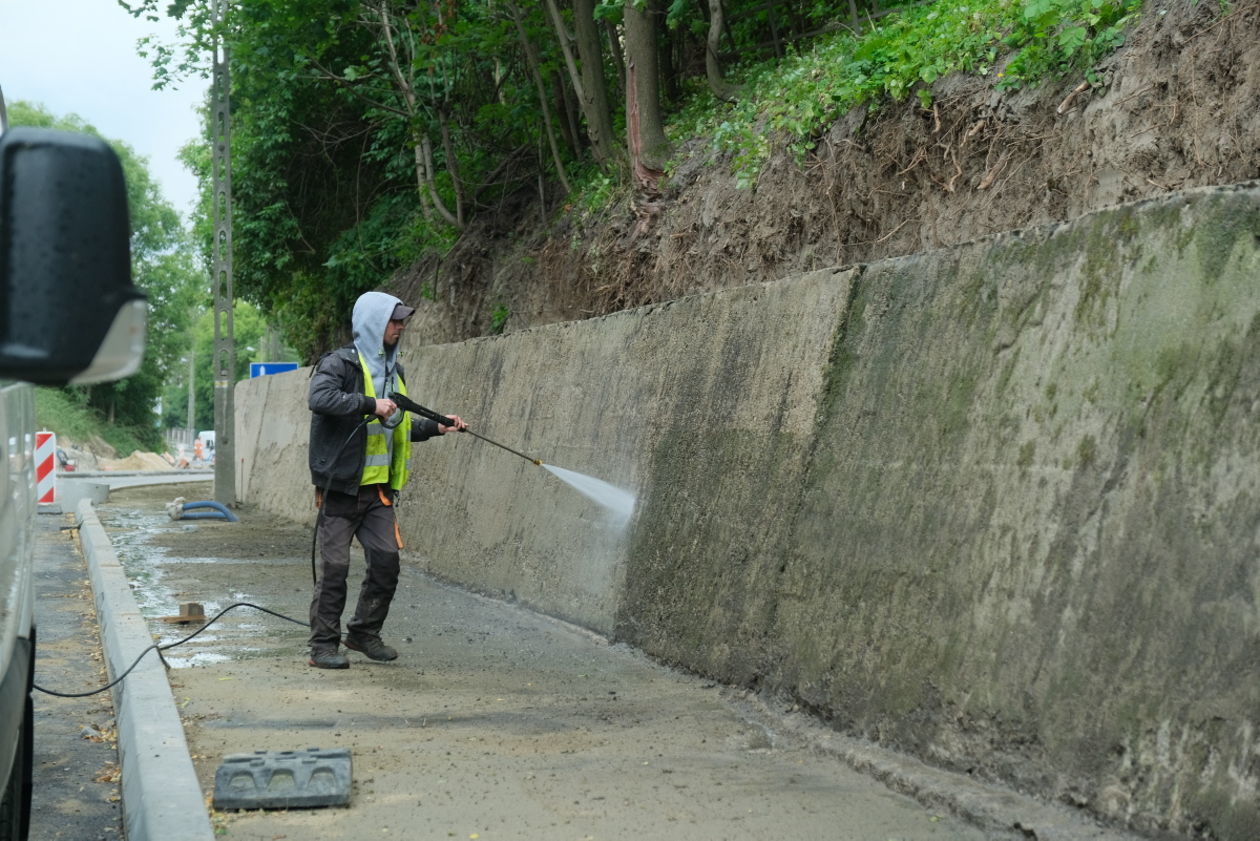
[389,392,635,524]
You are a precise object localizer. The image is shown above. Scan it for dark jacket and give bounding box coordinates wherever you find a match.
[308,345,440,496]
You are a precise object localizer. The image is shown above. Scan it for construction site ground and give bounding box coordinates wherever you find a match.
[89,480,1014,841]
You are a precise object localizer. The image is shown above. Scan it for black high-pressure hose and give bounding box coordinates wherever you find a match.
[38,414,373,698]
[41,407,382,698]
[33,601,307,698]
[310,415,374,585]
[38,398,535,698]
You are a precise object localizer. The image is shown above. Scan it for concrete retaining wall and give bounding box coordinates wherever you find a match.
[235,185,1260,840]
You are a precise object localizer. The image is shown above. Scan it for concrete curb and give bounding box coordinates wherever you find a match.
[77,498,215,841]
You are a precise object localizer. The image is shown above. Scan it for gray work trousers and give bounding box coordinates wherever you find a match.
[309,484,401,651]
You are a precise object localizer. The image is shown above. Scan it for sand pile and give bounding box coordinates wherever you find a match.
[98,451,176,471]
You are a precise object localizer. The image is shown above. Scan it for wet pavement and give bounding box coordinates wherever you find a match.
[31,510,123,841]
[91,481,1006,841]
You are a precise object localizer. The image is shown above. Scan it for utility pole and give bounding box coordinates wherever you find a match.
[186,348,195,434]
[211,0,236,506]
[264,324,283,363]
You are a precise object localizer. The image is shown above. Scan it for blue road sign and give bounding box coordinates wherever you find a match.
[250,362,299,378]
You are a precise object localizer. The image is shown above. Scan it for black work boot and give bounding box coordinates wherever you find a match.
[344,635,398,662]
[308,647,350,669]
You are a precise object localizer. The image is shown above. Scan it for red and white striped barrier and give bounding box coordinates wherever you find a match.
[35,430,56,504]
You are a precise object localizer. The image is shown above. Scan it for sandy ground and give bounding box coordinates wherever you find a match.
[95,482,999,841]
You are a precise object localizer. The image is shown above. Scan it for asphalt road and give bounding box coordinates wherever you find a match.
[30,509,123,841]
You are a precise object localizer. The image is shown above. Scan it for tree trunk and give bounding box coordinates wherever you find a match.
[438,110,465,228]
[411,142,434,222]
[623,0,668,190]
[546,0,617,168]
[662,11,682,103]
[416,134,460,227]
[573,0,618,168]
[766,0,783,57]
[706,0,737,102]
[554,69,581,156]
[509,2,573,195]
[603,18,626,103]
[375,0,461,227]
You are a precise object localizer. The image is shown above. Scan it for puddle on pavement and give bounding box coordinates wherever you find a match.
[97,502,302,668]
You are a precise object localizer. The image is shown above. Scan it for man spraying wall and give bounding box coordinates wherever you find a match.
[307,291,467,669]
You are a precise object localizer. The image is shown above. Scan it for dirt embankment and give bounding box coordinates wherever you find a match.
[397,2,1260,343]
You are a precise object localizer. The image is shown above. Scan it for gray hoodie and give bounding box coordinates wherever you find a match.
[352,291,406,430]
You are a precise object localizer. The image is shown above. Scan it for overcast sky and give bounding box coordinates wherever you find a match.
[1,0,207,220]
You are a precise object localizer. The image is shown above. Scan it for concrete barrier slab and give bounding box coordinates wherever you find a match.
[213,747,352,810]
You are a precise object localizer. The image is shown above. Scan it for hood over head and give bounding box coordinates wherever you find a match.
[352,291,407,416]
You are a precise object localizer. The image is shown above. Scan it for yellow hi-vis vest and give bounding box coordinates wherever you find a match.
[359,353,411,490]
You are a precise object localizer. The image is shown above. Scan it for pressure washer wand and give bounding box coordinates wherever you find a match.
[461,429,544,466]
[388,392,543,466]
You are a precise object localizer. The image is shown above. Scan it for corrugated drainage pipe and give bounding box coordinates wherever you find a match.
[172,500,238,522]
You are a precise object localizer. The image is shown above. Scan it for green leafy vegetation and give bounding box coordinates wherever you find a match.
[34,388,151,458]
[160,300,297,432]
[671,0,1143,185]
[1001,0,1144,87]
[489,304,511,335]
[125,0,1147,357]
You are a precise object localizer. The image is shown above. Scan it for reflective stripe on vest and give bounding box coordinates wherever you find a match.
[358,353,411,490]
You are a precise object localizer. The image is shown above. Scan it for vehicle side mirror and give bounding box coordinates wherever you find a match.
[0,126,147,385]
